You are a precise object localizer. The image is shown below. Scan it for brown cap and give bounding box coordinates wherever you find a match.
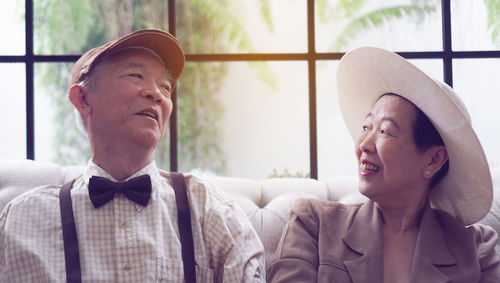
[71,29,185,87]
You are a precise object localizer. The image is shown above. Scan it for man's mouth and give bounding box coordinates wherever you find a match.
[360,161,379,173]
[136,109,158,122]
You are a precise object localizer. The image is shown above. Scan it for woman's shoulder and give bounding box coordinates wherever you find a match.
[433,208,500,271]
[290,198,364,231]
[468,223,499,253]
[434,208,499,242]
[292,198,363,215]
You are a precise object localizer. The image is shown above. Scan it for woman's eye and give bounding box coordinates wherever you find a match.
[380,129,394,136]
[129,73,142,79]
[362,125,369,131]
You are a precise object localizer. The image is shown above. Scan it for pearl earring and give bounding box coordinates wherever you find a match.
[424,170,431,177]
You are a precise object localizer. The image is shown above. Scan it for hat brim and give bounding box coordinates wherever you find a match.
[337,46,492,225]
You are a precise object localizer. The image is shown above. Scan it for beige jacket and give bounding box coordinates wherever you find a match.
[268,199,500,283]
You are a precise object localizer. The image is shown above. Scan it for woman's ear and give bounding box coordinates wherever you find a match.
[68,84,91,115]
[424,145,448,179]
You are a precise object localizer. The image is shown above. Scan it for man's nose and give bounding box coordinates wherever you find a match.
[141,82,163,103]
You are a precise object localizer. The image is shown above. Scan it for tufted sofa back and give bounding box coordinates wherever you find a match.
[1,159,499,269]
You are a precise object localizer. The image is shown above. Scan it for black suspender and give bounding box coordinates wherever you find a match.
[59,173,197,283]
[59,180,81,283]
[171,172,197,283]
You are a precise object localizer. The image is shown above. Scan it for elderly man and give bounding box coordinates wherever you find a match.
[0,29,265,282]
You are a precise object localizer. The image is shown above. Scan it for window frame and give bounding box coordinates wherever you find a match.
[1,0,499,178]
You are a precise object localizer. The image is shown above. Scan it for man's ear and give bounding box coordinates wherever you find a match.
[68,84,91,115]
[424,145,448,179]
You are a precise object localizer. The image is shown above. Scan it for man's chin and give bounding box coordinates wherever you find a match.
[128,130,163,148]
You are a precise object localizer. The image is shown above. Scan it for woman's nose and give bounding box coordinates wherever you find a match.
[358,131,376,153]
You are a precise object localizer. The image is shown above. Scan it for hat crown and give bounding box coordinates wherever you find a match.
[70,29,185,87]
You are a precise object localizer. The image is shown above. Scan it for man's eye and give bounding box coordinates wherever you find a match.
[161,85,171,92]
[129,73,142,79]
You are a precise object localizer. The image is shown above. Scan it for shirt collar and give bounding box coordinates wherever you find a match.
[82,159,161,186]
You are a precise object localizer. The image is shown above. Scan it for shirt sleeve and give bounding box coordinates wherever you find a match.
[474,224,500,282]
[0,203,9,281]
[267,199,319,283]
[201,181,265,282]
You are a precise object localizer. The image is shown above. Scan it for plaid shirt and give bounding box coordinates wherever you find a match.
[0,160,265,282]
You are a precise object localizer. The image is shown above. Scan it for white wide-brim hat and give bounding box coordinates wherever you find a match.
[337,46,492,225]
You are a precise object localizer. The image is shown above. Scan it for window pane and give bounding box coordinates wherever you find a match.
[34,0,169,54]
[409,59,443,82]
[1,0,25,55]
[453,59,500,168]
[316,0,442,53]
[451,1,499,51]
[317,61,357,179]
[0,64,26,159]
[34,63,90,165]
[177,61,309,179]
[317,59,443,179]
[176,0,307,54]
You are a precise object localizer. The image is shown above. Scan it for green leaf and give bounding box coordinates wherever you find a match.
[330,4,436,51]
[258,0,274,33]
[483,0,500,48]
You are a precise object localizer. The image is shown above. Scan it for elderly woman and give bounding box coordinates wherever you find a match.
[268,47,500,282]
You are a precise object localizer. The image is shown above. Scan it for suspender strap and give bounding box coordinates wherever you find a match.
[171,173,197,283]
[59,179,82,283]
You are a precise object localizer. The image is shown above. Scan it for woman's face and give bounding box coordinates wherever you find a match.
[354,95,430,204]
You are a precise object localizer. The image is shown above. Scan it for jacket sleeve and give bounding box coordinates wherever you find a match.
[267,199,320,283]
[474,224,500,282]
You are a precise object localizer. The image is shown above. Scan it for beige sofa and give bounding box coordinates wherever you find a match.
[1,159,499,269]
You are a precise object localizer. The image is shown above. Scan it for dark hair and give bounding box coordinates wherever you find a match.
[413,106,449,188]
[383,93,449,188]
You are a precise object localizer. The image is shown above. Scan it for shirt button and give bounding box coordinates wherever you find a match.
[120,221,128,229]
[123,263,132,271]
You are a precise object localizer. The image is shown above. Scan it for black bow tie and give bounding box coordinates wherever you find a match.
[88,175,152,208]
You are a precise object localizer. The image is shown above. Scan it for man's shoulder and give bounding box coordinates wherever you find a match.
[5,184,61,208]
[158,170,233,206]
[1,184,61,228]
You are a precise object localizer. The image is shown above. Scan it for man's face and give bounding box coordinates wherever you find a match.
[84,48,173,150]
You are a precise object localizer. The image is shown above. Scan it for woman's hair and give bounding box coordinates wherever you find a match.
[383,93,449,188]
[413,105,449,188]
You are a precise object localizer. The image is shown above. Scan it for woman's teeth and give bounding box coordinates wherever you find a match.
[360,163,379,172]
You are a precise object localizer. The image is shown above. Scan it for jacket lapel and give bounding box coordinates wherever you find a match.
[342,201,383,283]
[409,203,456,283]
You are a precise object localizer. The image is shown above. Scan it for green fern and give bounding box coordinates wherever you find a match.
[483,0,500,48]
[330,5,435,51]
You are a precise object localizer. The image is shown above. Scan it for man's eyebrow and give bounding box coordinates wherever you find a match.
[123,62,144,69]
[121,61,170,81]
